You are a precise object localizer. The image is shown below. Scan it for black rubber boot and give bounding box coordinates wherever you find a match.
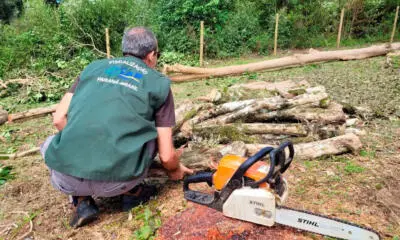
[122,184,158,211]
[69,196,99,228]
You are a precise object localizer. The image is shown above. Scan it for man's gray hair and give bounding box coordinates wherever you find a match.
[122,27,157,59]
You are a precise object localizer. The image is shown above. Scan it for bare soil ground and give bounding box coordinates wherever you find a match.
[0,56,399,240]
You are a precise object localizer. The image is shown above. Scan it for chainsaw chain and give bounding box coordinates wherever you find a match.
[276,205,381,240]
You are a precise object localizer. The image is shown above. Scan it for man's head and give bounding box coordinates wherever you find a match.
[122,27,159,68]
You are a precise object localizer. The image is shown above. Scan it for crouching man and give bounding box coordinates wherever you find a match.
[40,27,193,228]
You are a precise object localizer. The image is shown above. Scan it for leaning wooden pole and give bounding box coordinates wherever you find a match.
[337,8,345,48]
[105,28,110,59]
[390,6,399,44]
[200,21,204,67]
[274,13,279,56]
[166,43,400,82]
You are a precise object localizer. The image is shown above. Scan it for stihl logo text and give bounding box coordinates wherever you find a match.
[249,200,264,207]
[298,218,319,227]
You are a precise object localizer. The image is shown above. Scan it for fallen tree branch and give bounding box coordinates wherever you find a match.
[8,104,57,122]
[166,43,400,81]
[0,147,41,160]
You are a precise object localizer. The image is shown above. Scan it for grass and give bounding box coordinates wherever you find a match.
[0,117,54,153]
[130,204,162,240]
[0,164,15,186]
[343,161,365,175]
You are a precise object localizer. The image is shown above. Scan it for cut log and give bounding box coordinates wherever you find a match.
[177,144,222,170]
[166,43,400,81]
[196,123,308,137]
[8,104,57,122]
[246,133,362,161]
[174,101,213,134]
[253,102,346,124]
[202,91,328,125]
[180,90,328,136]
[219,141,247,157]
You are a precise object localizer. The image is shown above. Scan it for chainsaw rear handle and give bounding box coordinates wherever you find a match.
[249,141,294,187]
[276,141,294,174]
[183,172,214,192]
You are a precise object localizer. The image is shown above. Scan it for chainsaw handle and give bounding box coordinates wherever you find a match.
[276,141,294,174]
[229,147,274,185]
[250,141,294,187]
[183,172,214,191]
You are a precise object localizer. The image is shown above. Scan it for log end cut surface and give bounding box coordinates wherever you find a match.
[156,204,307,240]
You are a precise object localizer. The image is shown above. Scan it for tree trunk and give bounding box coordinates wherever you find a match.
[8,104,57,122]
[166,43,400,82]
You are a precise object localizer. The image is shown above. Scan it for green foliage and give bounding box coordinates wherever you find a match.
[158,51,197,66]
[0,0,399,105]
[131,205,162,240]
[344,161,365,174]
[157,0,234,55]
[359,149,376,158]
[0,164,15,185]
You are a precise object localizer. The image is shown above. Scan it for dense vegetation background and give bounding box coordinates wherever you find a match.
[0,0,399,107]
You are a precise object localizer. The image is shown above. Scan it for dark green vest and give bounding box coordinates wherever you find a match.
[45,57,170,181]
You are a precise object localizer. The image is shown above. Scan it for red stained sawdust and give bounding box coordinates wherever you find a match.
[156,203,307,240]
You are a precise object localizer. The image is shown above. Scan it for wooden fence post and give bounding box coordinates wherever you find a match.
[200,21,204,67]
[390,6,399,44]
[337,8,345,48]
[274,13,279,56]
[105,28,110,59]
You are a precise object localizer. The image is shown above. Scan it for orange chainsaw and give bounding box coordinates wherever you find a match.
[183,142,380,240]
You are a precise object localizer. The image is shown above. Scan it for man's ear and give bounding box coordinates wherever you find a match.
[145,51,156,60]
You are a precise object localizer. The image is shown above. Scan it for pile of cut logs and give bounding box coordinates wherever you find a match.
[172,80,365,171]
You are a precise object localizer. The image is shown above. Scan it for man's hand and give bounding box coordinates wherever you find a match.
[53,93,73,131]
[167,163,194,181]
